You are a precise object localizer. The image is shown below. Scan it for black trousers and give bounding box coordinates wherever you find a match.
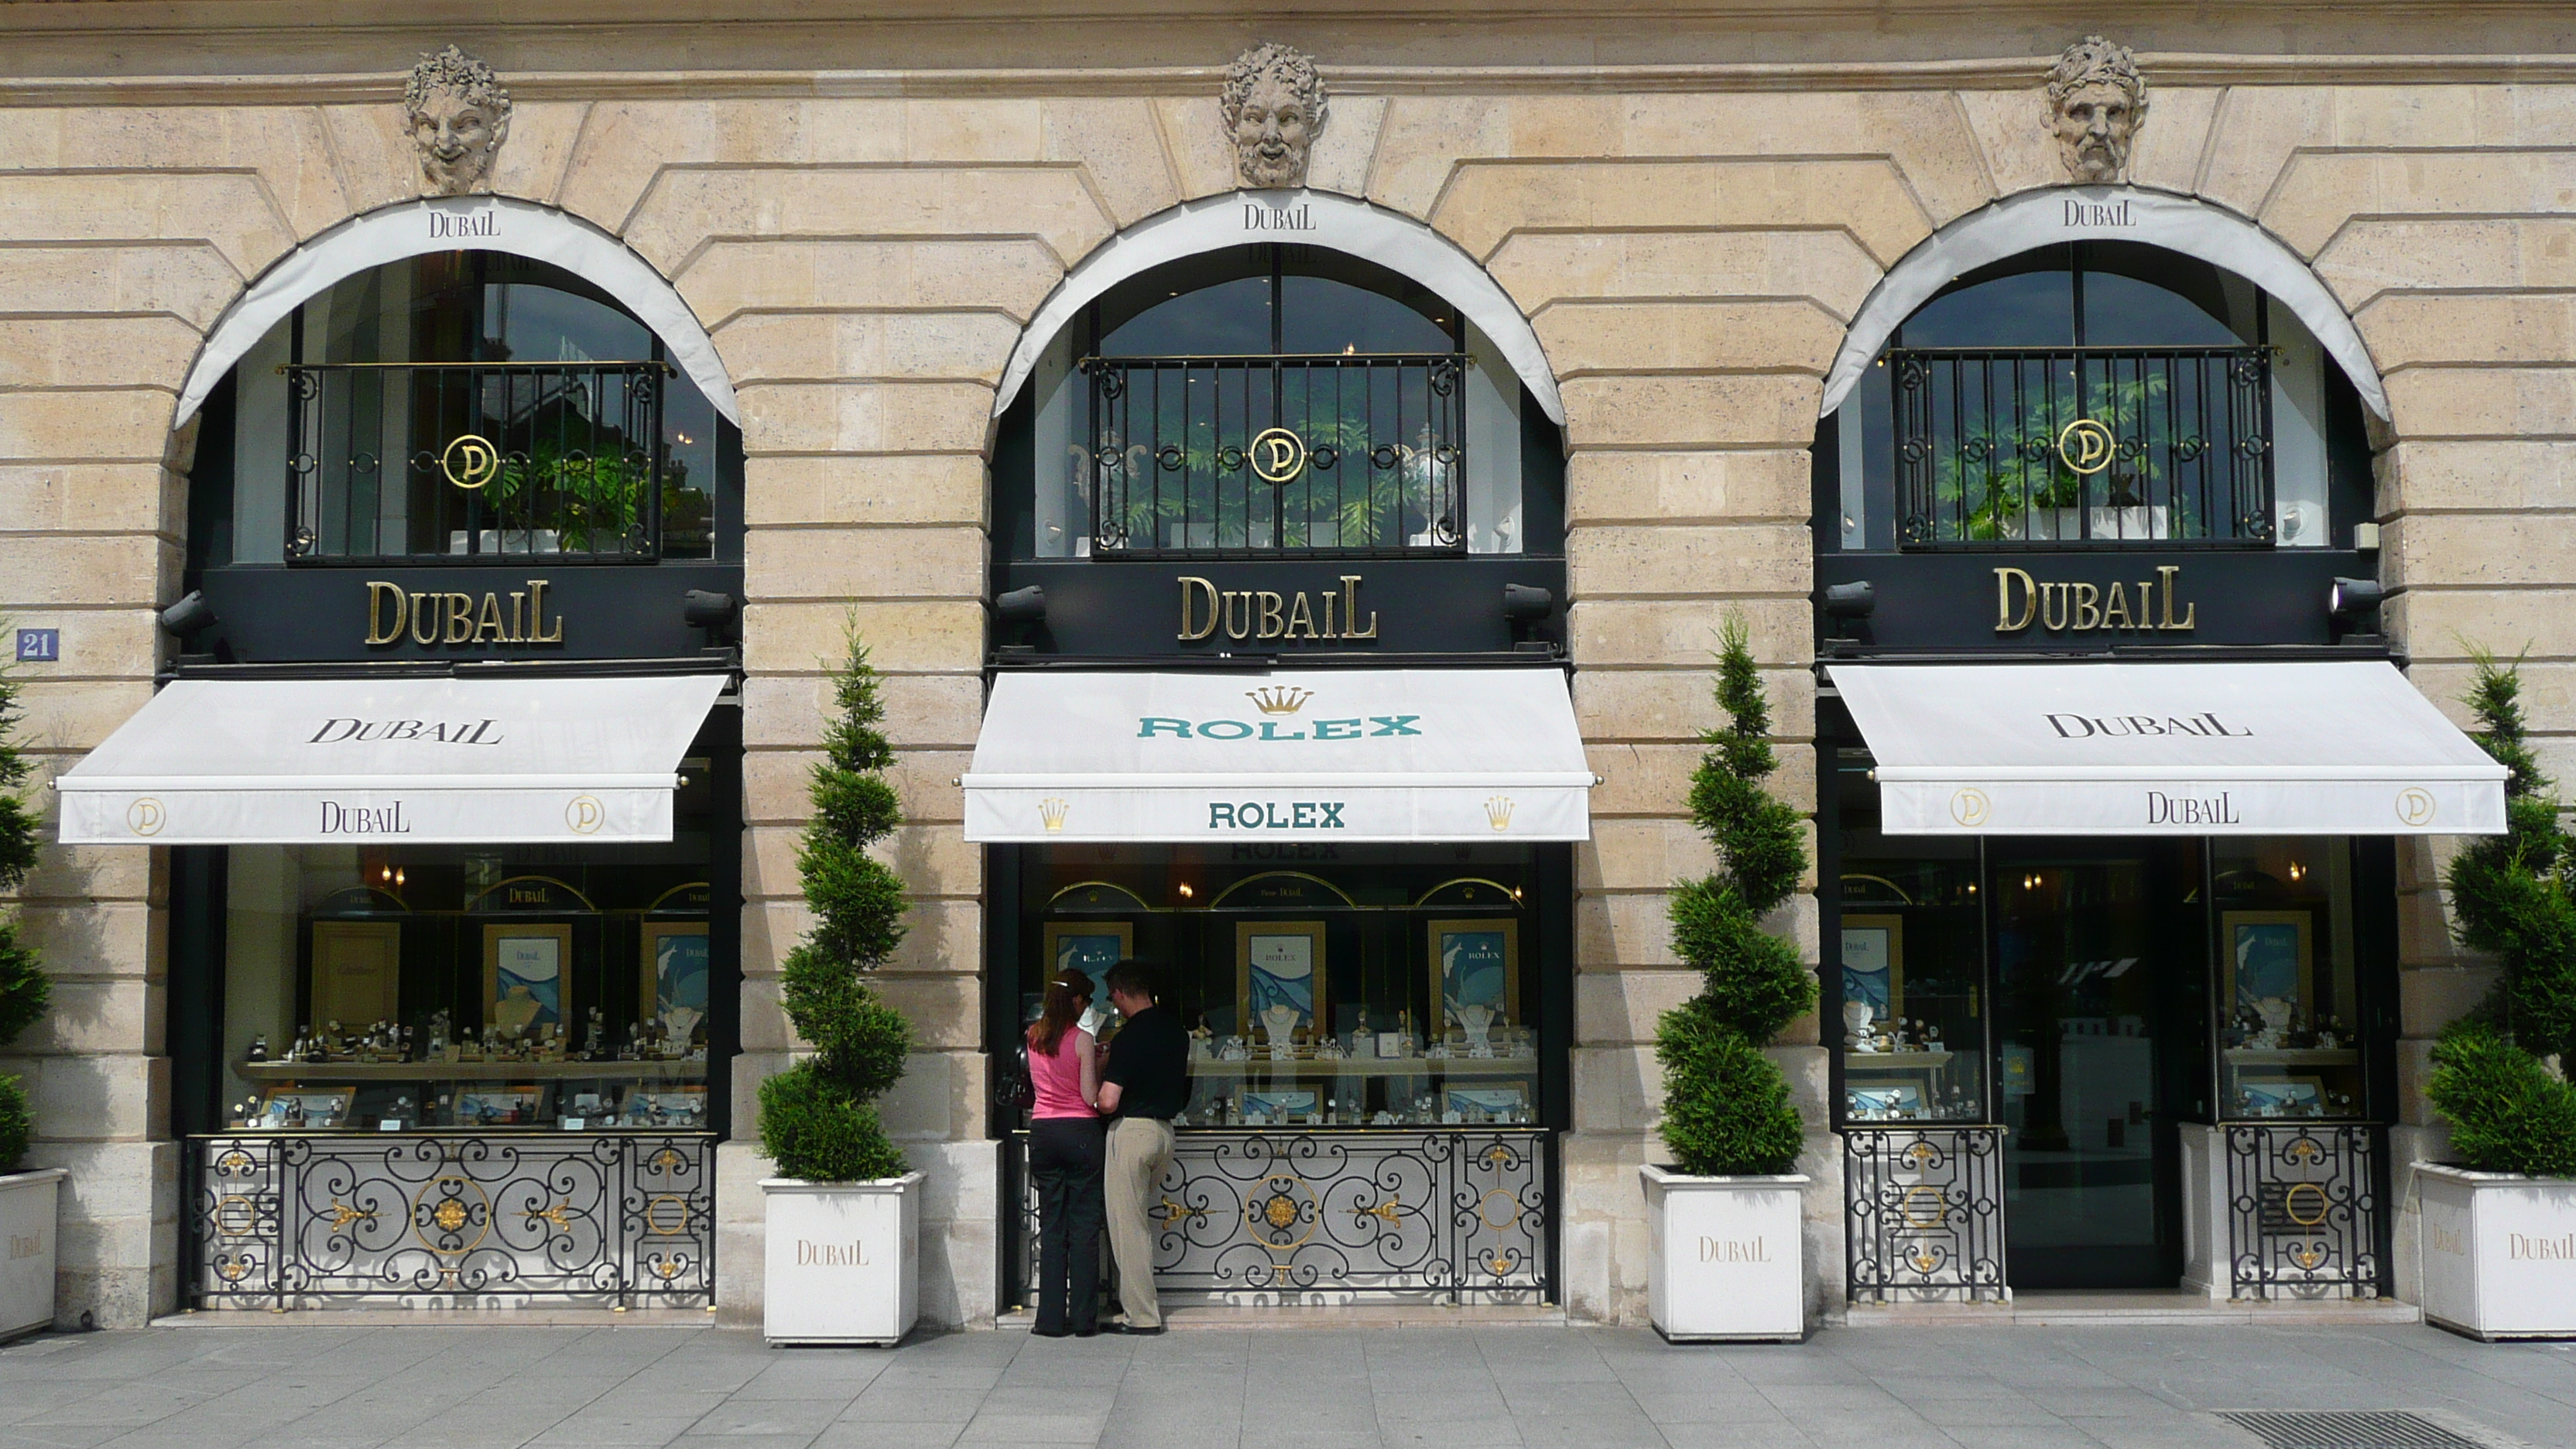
[1029,1116,1108,1334]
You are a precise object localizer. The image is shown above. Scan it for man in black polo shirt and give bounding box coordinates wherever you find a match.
[1095,959,1187,1334]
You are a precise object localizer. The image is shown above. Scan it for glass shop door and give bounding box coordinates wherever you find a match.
[1990,839,2203,1290]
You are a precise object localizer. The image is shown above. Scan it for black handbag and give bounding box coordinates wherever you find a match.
[994,1036,1036,1115]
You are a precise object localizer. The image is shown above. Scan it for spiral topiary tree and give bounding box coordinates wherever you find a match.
[757,633,915,1183]
[2430,648,2576,1177]
[0,666,50,1170]
[1653,617,1816,1176]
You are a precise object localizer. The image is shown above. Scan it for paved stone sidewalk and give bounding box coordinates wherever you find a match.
[2,1320,2571,1449]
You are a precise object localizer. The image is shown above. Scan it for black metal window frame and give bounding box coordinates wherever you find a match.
[1083,351,1468,559]
[1889,344,2276,550]
[283,358,674,567]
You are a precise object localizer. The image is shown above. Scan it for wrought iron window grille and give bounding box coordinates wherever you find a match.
[2225,1122,2386,1300]
[1082,352,1467,557]
[1889,345,2275,549]
[1843,1125,2009,1303]
[1012,1128,1550,1305]
[188,1132,714,1309]
[281,361,673,564]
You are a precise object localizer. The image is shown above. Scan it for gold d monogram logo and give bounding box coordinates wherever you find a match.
[441,434,500,489]
[1949,787,1992,827]
[2056,418,2115,476]
[1250,427,1307,484]
[126,797,166,837]
[2396,787,2438,827]
[564,795,605,834]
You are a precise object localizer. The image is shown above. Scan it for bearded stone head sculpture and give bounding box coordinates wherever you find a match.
[1223,43,1327,190]
[406,45,512,196]
[2045,36,2147,184]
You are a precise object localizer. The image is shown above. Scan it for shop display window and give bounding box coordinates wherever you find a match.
[1017,844,1553,1129]
[2211,838,2365,1121]
[1834,747,1991,1122]
[218,760,721,1134]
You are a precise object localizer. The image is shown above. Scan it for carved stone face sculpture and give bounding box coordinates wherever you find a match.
[2044,36,2147,183]
[406,44,512,196]
[1223,43,1327,189]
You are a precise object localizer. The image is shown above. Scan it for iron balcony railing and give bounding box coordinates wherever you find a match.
[283,361,672,564]
[1083,353,1466,557]
[1890,345,2275,548]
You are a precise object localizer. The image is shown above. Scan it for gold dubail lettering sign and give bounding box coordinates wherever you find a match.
[1995,565,2196,635]
[365,579,567,647]
[1179,574,1378,643]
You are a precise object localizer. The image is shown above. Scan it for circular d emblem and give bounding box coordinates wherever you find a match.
[2056,417,2115,476]
[440,434,501,490]
[1948,787,1992,828]
[126,797,166,837]
[2395,787,2438,827]
[1249,426,1308,484]
[565,795,606,834]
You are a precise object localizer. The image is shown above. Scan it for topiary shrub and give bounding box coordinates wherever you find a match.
[1654,617,1816,1176]
[0,666,48,1171]
[2437,647,2576,1175]
[757,633,913,1183]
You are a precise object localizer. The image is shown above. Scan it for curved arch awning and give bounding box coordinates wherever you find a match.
[176,197,738,426]
[1821,187,2389,422]
[995,190,1565,426]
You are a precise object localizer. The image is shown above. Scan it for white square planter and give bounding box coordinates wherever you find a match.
[1639,1165,1807,1341]
[2419,1164,2576,1340]
[0,1168,64,1341]
[762,1173,921,1346]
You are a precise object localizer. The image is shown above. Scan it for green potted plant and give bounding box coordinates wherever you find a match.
[1639,618,1816,1341]
[759,634,920,1345]
[2418,649,2576,1338]
[0,663,63,1341]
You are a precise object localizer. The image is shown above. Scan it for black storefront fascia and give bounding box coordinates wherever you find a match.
[982,550,1576,1310]
[1814,541,2406,1303]
[165,554,745,1311]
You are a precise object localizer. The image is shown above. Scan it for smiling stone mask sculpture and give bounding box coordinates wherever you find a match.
[1223,43,1328,190]
[2045,35,2147,184]
[406,44,512,196]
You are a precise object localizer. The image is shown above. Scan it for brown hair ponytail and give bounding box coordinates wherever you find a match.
[1027,970,1093,1056]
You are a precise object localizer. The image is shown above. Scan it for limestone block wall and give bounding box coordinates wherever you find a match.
[0,33,2572,1325]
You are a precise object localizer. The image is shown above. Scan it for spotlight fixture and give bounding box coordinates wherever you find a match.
[682,589,738,629]
[2328,576,2386,644]
[1822,581,1876,620]
[995,585,1048,624]
[158,590,218,639]
[1501,584,1553,621]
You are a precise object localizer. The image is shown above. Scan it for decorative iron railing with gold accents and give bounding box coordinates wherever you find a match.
[2225,1122,2385,1299]
[1889,346,2274,548]
[1843,1125,2009,1303]
[1082,354,1466,557]
[282,361,680,563]
[1009,1128,1549,1306]
[187,1132,714,1308]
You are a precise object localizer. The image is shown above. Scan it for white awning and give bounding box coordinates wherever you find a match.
[1829,660,2505,837]
[57,673,728,845]
[962,669,1593,844]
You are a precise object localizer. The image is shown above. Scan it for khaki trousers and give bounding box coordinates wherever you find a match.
[1104,1115,1173,1327]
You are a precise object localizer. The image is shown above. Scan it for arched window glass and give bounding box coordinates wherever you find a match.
[1002,243,1558,560]
[1821,242,2364,554]
[190,253,739,569]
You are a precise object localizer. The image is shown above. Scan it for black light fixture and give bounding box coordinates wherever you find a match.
[682,589,738,630]
[1501,583,1553,621]
[1823,581,1876,620]
[994,585,1048,624]
[2328,576,2386,644]
[159,590,218,639]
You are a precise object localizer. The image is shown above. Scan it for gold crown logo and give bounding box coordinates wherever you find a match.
[1246,686,1312,715]
[1038,797,1070,832]
[1484,796,1515,831]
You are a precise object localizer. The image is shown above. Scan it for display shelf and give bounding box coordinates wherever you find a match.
[1188,1056,1537,1077]
[234,1058,708,1083]
[2223,1048,2362,1068]
[1843,1050,1954,1070]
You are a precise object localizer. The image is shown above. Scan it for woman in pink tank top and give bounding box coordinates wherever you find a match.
[1025,969,1105,1337]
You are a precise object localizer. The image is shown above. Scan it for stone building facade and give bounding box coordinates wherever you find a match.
[0,2,2565,1328]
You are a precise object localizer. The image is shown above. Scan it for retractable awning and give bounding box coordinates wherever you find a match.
[1828,660,2506,837]
[57,673,728,845]
[961,669,1593,843]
